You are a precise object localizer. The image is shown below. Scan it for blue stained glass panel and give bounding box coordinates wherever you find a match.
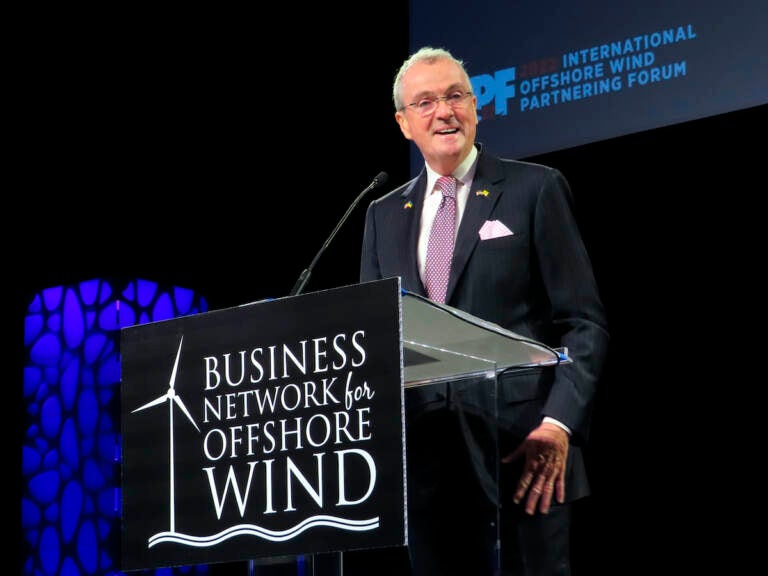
[23,278,211,576]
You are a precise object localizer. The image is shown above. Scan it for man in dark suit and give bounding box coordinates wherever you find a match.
[356,46,609,576]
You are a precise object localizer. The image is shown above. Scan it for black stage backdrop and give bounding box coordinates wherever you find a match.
[11,5,763,575]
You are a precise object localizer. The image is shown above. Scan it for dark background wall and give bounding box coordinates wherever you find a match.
[12,5,763,574]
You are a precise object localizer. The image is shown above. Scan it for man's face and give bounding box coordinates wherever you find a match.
[395,58,478,174]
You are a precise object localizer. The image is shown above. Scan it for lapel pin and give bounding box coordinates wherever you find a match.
[475,189,489,197]
[404,200,413,209]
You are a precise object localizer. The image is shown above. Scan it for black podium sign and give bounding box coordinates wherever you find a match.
[120,278,406,571]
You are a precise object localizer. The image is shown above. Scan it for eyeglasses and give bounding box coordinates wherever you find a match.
[401,90,473,117]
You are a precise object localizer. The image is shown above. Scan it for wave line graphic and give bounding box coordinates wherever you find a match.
[147,515,380,548]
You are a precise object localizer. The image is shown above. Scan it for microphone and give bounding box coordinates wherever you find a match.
[289,171,388,296]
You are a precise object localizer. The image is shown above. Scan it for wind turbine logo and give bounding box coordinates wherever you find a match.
[132,335,200,533]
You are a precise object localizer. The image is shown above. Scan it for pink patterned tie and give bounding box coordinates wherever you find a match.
[424,176,457,303]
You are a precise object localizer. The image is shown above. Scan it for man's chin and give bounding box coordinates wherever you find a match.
[434,135,464,154]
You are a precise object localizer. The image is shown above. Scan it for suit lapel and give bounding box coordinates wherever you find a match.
[446,153,504,302]
[397,173,428,296]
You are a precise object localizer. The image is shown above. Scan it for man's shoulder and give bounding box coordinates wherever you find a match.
[478,149,566,191]
[371,175,421,206]
[480,148,559,177]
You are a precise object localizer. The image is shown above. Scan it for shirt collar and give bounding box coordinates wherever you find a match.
[424,145,479,195]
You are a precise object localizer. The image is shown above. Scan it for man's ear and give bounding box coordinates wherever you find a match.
[395,111,413,141]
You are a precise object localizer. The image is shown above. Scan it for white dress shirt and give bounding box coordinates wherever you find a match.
[418,146,478,281]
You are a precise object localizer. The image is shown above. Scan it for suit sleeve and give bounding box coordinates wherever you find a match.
[534,168,609,444]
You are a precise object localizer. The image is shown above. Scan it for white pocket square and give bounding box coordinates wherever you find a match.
[478,219,514,240]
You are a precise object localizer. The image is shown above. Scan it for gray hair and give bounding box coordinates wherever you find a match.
[392,46,470,111]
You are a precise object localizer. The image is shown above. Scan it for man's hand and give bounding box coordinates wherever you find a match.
[502,422,569,515]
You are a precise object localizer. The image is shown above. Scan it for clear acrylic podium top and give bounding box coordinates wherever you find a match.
[401,290,563,388]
